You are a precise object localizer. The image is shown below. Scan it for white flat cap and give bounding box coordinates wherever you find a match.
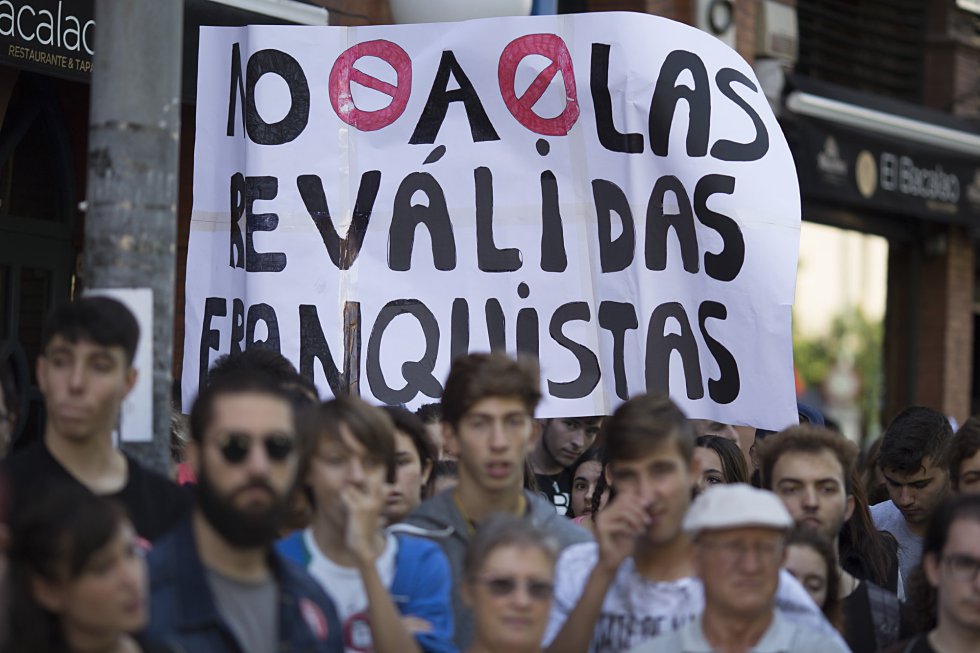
[683,483,794,536]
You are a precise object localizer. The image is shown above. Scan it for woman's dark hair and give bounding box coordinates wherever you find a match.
[906,493,980,633]
[839,467,898,590]
[567,449,603,518]
[381,406,437,497]
[859,435,889,506]
[6,487,130,653]
[949,416,980,491]
[695,435,749,484]
[430,459,458,495]
[786,526,843,633]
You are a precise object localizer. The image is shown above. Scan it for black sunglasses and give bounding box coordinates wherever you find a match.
[475,575,554,601]
[218,433,295,464]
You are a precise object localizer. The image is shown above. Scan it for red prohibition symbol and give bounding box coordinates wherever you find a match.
[498,33,580,136]
[329,40,412,131]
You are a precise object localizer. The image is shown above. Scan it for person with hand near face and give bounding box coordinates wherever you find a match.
[5,488,154,653]
[278,397,455,653]
[461,514,557,653]
[543,395,843,653]
[626,485,849,653]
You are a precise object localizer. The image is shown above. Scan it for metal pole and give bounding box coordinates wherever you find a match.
[84,0,184,474]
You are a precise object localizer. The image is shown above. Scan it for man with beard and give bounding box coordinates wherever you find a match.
[758,425,904,652]
[530,416,603,515]
[141,371,344,653]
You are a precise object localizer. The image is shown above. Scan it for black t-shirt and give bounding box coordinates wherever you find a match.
[4,441,189,542]
[535,467,573,516]
[843,580,907,653]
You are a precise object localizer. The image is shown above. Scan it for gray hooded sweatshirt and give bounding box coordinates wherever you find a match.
[398,488,592,650]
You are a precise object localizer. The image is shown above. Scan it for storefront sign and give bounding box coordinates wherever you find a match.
[183,14,802,429]
[792,116,980,224]
[0,0,94,80]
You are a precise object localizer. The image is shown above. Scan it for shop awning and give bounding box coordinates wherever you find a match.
[781,76,980,225]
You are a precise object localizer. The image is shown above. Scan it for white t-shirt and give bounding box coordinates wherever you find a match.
[544,542,848,653]
[304,529,399,653]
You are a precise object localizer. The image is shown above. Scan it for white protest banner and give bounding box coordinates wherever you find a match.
[183,12,801,429]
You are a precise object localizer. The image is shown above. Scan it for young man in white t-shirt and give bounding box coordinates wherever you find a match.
[278,397,455,653]
[543,395,846,653]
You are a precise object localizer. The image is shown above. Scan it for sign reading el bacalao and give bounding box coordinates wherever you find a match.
[0,0,94,80]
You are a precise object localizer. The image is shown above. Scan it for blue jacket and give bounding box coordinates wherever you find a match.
[278,530,457,653]
[141,517,344,653]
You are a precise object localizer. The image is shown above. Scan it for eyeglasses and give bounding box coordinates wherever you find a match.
[217,432,295,464]
[943,554,980,582]
[474,575,554,601]
[698,539,784,565]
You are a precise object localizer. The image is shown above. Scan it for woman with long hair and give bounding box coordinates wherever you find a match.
[784,526,843,633]
[462,514,558,653]
[5,487,150,653]
[568,450,609,533]
[693,434,749,493]
[839,467,902,594]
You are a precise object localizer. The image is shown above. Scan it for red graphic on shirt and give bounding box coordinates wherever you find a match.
[497,33,579,136]
[342,611,373,652]
[299,597,330,641]
[329,40,412,132]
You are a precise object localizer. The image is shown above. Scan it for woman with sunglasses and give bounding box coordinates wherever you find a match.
[4,486,157,653]
[278,396,455,653]
[462,514,558,653]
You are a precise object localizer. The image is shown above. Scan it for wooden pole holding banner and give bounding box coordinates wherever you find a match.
[83,0,183,474]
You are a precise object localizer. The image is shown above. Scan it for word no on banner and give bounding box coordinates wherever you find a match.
[183,12,801,430]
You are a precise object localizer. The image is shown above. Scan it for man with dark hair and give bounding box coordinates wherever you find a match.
[872,406,953,588]
[530,416,602,515]
[142,370,344,653]
[948,416,980,495]
[882,494,980,653]
[415,402,452,460]
[758,425,903,652]
[403,352,590,650]
[4,296,188,541]
[544,395,841,653]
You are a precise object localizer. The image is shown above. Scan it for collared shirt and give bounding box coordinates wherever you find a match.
[626,612,851,653]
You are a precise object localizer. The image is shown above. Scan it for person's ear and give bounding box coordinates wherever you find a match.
[421,459,433,486]
[924,551,941,588]
[844,494,856,522]
[122,366,138,397]
[31,576,65,613]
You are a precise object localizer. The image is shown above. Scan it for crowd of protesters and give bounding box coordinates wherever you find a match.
[1,297,980,653]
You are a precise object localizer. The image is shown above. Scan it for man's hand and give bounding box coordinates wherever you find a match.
[594,493,650,573]
[341,476,388,568]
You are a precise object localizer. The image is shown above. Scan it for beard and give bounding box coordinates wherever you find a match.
[195,464,288,549]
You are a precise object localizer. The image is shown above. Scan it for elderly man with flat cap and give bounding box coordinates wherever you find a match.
[628,484,851,653]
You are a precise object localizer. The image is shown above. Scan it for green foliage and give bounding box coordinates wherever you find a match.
[794,308,883,436]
